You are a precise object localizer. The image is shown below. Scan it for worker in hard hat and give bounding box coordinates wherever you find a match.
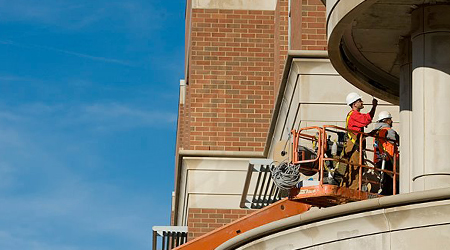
[372,111,399,195]
[334,92,378,189]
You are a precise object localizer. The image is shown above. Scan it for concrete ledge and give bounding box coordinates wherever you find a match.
[179,150,263,158]
[192,0,277,10]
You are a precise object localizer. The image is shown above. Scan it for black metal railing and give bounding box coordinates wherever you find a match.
[240,160,286,209]
[152,226,188,250]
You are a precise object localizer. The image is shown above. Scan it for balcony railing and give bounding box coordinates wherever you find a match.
[240,159,287,209]
[152,226,188,250]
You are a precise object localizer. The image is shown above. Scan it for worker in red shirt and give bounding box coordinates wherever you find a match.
[334,92,378,189]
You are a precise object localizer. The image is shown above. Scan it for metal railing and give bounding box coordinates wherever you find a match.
[152,226,188,250]
[240,160,286,209]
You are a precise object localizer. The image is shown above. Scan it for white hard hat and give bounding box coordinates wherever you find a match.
[346,92,362,106]
[377,111,392,122]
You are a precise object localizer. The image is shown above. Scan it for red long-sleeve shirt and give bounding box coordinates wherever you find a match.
[347,110,373,132]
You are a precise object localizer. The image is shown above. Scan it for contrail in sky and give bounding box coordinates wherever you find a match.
[0,39,133,66]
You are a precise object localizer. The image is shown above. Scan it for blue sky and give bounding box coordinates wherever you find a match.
[0,0,184,249]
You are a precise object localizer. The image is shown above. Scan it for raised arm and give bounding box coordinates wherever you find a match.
[369,98,378,118]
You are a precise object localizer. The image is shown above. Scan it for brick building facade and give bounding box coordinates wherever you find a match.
[174,0,327,241]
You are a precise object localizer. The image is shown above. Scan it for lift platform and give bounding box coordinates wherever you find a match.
[172,125,398,250]
[284,125,397,207]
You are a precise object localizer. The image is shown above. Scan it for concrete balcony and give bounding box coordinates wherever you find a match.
[325,0,450,105]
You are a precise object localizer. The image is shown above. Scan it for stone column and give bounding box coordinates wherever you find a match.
[399,37,412,193]
[410,5,450,191]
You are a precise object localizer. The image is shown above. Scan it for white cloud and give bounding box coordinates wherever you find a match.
[0,74,37,82]
[0,0,62,23]
[0,1,98,28]
[0,0,168,33]
[0,102,176,132]
[75,102,177,131]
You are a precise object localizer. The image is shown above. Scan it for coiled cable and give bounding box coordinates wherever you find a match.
[270,161,301,190]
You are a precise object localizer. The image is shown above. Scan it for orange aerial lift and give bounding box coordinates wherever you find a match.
[173,125,398,250]
[288,125,398,206]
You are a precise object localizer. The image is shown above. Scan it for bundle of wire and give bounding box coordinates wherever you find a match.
[271,161,301,190]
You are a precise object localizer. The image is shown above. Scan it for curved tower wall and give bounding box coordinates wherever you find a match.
[410,5,450,191]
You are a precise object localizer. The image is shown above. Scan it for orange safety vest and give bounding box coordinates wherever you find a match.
[377,127,396,158]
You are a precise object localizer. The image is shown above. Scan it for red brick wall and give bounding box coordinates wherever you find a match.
[177,2,326,152]
[187,208,256,240]
[184,9,276,152]
[301,0,327,50]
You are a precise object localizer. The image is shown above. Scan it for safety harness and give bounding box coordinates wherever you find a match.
[346,111,357,144]
[374,127,396,162]
[334,111,360,173]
